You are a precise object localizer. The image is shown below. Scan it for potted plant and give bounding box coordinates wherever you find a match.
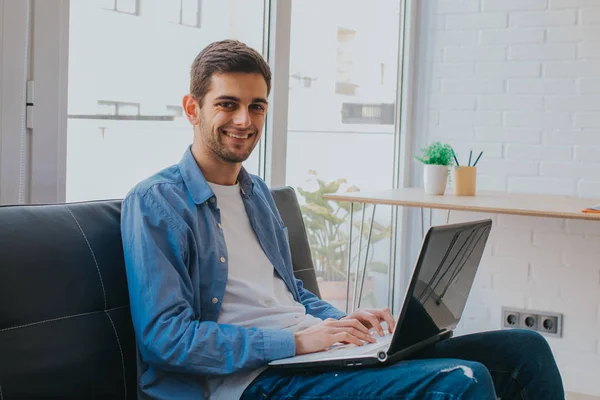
[296,171,391,309]
[415,142,454,195]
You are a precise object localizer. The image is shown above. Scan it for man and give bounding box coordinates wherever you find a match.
[121,40,564,399]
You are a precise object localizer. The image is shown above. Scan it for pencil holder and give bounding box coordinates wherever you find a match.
[453,166,477,196]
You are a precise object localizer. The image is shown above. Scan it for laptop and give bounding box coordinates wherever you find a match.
[269,219,492,370]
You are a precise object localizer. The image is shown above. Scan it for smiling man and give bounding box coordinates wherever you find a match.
[121,40,564,400]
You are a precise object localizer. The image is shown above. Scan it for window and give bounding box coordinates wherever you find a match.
[290,73,317,89]
[286,0,403,310]
[69,100,173,121]
[97,100,141,117]
[66,0,265,202]
[335,27,357,96]
[341,103,395,125]
[101,0,140,15]
[26,0,409,312]
[171,0,202,28]
[166,105,184,118]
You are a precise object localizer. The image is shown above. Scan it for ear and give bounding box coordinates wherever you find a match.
[183,94,200,125]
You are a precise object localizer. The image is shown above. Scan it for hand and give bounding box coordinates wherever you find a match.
[341,308,395,337]
[294,318,377,355]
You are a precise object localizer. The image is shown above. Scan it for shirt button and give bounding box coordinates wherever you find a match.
[218,223,222,229]
[220,256,226,263]
[212,297,219,304]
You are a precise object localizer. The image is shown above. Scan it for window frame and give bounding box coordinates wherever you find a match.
[0,0,31,205]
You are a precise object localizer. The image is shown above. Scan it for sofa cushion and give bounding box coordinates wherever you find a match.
[0,200,136,398]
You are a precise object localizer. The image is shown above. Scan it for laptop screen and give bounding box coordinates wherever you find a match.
[389,220,492,354]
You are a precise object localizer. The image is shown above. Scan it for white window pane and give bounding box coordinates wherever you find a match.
[166,105,184,117]
[167,2,181,24]
[181,0,200,27]
[117,103,140,116]
[67,0,265,202]
[97,102,117,115]
[117,0,137,14]
[286,0,402,310]
[99,0,116,10]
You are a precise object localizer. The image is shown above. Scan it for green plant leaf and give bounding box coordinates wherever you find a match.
[414,141,455,166]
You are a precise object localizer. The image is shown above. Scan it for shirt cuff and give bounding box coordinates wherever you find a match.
[263,329,296,361]
[325,309,347,320]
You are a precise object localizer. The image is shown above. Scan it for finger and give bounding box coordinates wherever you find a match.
[334,332,363,347]
[362,312,384,336]
[331,327,376,344]
[376,308,396,333]
[334,317,371,334]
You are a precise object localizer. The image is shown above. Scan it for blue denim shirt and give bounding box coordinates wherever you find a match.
[121,147,345,399]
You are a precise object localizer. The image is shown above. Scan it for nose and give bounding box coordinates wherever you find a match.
[232,107,251,128]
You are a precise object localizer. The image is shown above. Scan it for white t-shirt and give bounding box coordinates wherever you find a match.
[206,182,322,399]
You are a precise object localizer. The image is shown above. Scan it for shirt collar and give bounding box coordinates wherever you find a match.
[178,146,254,204]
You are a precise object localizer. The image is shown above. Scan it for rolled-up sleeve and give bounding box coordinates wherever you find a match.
[296,279,347,320]
[121,190,296,375]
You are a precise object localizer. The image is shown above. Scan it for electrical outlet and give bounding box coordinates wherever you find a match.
[500,307,563,338]
[520,312,538,330]
[538,312,562,338]
[502,307,520,329]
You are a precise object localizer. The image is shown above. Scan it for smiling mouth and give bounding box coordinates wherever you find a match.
[221,129,254,140]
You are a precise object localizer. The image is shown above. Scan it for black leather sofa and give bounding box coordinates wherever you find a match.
[0,187,321,398]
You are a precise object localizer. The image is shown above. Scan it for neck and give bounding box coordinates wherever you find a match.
[190,142,241,186]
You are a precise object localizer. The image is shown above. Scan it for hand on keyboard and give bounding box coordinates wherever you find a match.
[340,308,395,337]
[293,318,377,355]
[327,330,391,352]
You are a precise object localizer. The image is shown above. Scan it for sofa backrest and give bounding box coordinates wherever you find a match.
[0,200,136,398]
[271,186,321,298]
[0,187,320,398]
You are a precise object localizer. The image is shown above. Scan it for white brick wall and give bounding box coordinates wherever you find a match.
[510,10,577,27]
[414,0,600,396]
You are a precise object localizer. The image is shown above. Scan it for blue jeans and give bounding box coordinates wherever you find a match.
[241,329,564,399]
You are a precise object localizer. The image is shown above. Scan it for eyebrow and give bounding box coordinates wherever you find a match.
[214,95,268,104]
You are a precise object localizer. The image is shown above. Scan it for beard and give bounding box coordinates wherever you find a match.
[200,121,258,164]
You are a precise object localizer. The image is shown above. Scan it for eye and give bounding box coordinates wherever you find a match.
[250,104,266,112]
[217,102,236,110]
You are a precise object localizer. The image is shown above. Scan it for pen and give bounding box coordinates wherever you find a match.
[472,151,483,167]
[452,150,460,166]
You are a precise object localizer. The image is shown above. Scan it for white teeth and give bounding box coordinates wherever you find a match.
[224,131,249,139]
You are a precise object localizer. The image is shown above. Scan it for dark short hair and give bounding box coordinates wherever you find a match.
[190,40,271,107]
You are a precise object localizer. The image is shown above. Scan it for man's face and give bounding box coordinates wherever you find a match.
[194,72,268,164]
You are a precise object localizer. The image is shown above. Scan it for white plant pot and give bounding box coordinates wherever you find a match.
[424,165,449,195]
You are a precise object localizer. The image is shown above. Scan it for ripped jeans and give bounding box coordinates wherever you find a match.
[241,329,564,400]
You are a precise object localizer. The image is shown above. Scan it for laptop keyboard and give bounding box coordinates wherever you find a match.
[268,330,393,366]
[325,331,393,357]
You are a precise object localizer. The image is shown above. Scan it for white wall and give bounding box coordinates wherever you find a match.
[411,0,600,396]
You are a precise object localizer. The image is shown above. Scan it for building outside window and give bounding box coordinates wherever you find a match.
[97,100,141,117]
[341,103,395,125]
[166,105,184,118]
[171,0,202,28]
[286,0,402,309]
[335,27,358,96]
[101,0,140,15]
[66,0,265,202]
